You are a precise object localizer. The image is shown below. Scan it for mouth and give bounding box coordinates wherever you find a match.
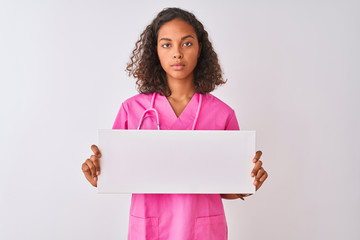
[171,64,185,70]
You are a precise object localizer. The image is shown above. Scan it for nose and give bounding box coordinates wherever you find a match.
[173,47,183,59]
[173,53,183,59]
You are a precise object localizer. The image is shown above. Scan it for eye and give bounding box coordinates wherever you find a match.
[183,42,192,47]
[162,43,171,48]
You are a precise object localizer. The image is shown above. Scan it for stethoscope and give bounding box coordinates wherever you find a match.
[137,92,203,130]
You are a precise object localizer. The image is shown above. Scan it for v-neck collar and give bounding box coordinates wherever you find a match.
[157,92,199,129]
[167,92,198,119]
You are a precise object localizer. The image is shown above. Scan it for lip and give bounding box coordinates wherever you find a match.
[171,64,185,70]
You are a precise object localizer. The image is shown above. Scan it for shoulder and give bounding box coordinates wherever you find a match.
[113,93,152,129]
[198,93,239,130]
[123,93,152,104]
[121,93,152,110]
[202,93,235,114]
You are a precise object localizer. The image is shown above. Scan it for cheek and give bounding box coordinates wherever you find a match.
[157,52,169,72]
[157,50,168,65]
[188,51,199,66]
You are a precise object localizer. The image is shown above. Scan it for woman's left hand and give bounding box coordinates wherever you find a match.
[251,150,268,191]
[221,150,268,200]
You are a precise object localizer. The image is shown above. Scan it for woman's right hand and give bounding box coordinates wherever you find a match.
[81,144,101,187]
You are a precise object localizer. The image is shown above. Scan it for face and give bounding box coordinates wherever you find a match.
[157,18,201,83]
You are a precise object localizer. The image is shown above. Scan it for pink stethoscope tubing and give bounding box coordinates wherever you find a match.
[137,92,202,130]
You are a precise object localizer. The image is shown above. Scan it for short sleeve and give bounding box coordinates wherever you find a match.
[112,103,128,130]
[225,110,240,130]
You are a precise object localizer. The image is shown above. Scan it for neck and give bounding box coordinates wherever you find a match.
[166,75,196,100]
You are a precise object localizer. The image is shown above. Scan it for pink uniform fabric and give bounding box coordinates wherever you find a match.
[112,92,240,240]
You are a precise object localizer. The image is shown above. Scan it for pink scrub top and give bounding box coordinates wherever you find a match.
[112,92,240,240]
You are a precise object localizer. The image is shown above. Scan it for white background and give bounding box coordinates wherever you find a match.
[1,0,359,239]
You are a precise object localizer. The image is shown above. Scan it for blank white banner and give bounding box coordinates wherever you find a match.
[97,130,256,194]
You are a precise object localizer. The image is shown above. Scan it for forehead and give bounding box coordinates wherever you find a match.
[157,18,197,40]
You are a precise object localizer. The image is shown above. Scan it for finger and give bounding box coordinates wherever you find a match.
[85,158,97,179]
[81,162,98,187]
[236,194,245,200]
[81,162,90,174]
[91,145,102,158]
[252,150,262,163]
[255,181,263,191]
[90,155,101,176]
[85,172,98,187]
[259,171,268,183]
[255,167,264,181]
[251,160,263,177]
[255,171,268,191]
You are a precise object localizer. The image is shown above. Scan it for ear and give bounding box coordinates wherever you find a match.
[198,43,202,58]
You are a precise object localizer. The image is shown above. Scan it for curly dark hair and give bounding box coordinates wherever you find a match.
[126,7,226,96]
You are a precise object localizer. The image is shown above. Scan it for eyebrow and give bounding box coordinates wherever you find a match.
[159,35,195,42]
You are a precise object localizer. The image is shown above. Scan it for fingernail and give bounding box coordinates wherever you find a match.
[93,177,97,181]
[254,180,258,185]
[251,173,254,177]
[96,171,100,175]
